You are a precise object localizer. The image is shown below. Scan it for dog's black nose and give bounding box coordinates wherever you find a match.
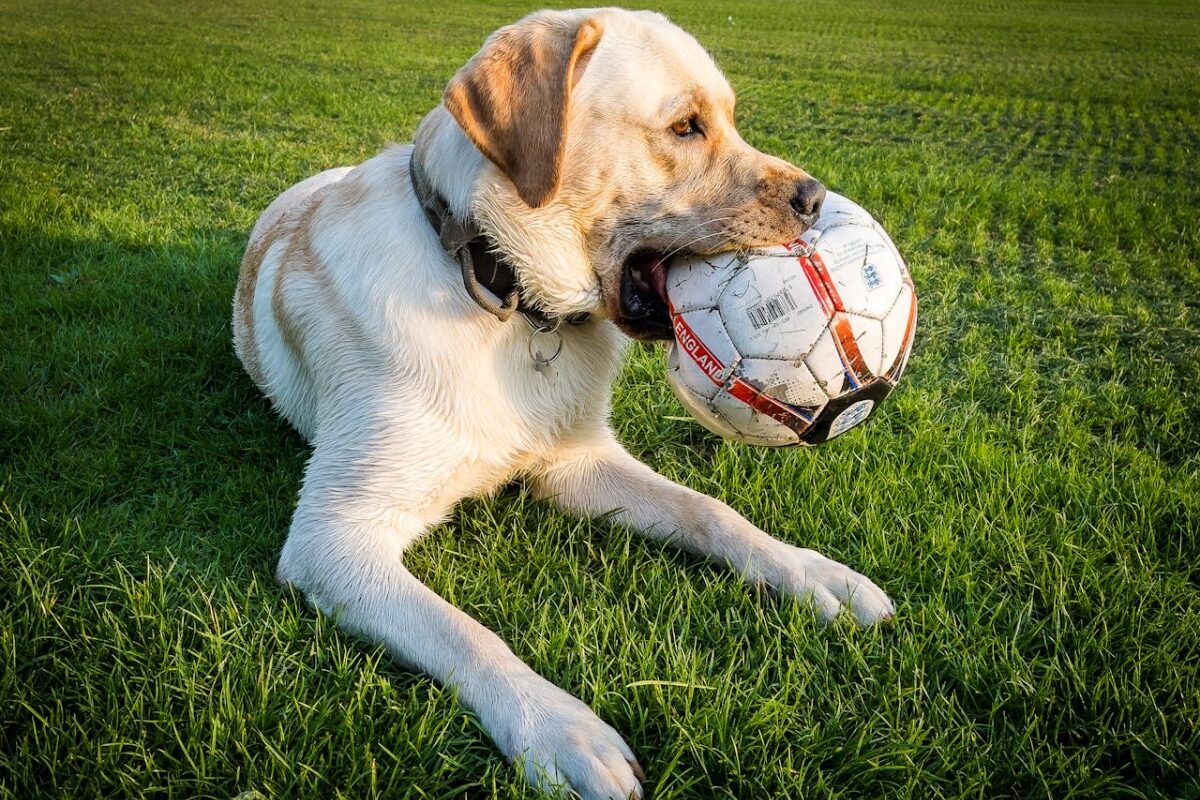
[789,178,826,221]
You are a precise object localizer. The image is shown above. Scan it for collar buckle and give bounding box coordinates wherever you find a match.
[410,150,580,328]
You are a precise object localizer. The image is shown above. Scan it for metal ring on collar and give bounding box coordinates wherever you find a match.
[527,324,564,366]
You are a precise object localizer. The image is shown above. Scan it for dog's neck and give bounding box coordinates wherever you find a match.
[412,107,603,321]
[412,108,481,222]
[410,144,533,323]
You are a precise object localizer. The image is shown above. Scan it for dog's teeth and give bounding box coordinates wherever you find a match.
[631,267,652,292]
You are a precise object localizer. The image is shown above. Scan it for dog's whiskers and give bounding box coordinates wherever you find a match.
[660,229,734,263]
[655,215,737,256]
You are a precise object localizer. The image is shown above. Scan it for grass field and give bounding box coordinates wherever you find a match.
[2,0,1199,797]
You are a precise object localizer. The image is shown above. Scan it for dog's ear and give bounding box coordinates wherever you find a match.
[444,13,603,209]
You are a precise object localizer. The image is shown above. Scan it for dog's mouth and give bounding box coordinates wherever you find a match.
[617,249,673,340]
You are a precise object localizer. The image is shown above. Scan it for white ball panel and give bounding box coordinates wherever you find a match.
[795,190,874,250]
[715,249,831,359]
[665,251,743,314]
[843,313,885,376]
[804,326,851,400]
[665,367,743,440]
[666,341,720,401]
[880,283,916,376]
[707,387,799,446]
[877,224,911,282]
[669,307,738,387]
[735,357,827,410]
[814,190,875,226]
[811,223,906,320]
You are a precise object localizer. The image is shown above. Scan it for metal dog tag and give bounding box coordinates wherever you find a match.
[526,321,563,383]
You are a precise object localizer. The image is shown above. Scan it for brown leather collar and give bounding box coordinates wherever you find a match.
[409,150,586,327]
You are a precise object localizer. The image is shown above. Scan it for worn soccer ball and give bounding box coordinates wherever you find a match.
[665,191,916,446]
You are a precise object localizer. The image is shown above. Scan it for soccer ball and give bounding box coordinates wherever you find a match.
[665,191,916,446]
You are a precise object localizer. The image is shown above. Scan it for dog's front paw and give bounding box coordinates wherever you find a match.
[774,545,895,625]
[498,681,643,800]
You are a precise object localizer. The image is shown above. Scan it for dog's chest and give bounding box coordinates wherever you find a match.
[477,320,626,443]
[377,321,626,508]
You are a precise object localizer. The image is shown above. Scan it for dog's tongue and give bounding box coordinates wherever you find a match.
[648,257,669,303]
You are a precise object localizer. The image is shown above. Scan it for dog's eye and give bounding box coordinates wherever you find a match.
[670,117,702,138]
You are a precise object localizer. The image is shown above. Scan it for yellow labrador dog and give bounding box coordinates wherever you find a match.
[233,8,893,799]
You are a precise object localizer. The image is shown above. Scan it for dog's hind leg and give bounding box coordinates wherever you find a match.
[276,445,644,800]
[531,429,895,625]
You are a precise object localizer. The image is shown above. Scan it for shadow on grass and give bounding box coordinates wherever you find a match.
[2,226,306,573]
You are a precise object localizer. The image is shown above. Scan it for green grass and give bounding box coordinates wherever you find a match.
[2,0,1199,797]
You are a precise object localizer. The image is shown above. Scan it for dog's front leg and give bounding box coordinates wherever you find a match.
[532,430,894,624]
[277,460,644,800]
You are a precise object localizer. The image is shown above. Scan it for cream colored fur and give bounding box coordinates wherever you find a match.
[232,9,893,799]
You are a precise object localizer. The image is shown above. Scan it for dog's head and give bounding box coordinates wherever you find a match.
[431,8,824,339]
